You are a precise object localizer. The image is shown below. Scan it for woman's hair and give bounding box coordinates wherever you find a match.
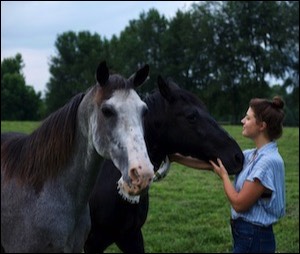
[249,96,285,140]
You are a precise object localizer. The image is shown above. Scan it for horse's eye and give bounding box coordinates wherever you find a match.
[186,111,198,123]
[101,105,115,118]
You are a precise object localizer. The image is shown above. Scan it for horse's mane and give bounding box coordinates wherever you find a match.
[142,90,165,117]
[1,93,85,191]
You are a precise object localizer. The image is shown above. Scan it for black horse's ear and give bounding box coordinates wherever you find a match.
[96,61,109,86]
[128,64,150,88]
[157,75,174,103]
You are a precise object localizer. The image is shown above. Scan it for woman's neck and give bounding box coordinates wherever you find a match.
[254,133,271,149]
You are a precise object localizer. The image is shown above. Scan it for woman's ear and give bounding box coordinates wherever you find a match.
[259,121,267,131]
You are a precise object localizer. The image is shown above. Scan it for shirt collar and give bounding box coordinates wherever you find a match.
[257,141,277,155]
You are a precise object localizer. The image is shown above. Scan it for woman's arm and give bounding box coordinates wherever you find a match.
[210,158,267,212]
[169,153,213,170]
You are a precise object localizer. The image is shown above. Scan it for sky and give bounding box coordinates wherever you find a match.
[1,1,195,97]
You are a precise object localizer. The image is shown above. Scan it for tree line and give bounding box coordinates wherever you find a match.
[1,1,298,125]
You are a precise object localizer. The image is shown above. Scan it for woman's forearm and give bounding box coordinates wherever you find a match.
[169,153,213,170]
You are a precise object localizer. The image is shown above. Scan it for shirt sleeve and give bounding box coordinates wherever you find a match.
[246,154,275,192]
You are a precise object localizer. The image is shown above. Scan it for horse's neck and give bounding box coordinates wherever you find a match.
[144,93,168,170]
[63,131,103,207]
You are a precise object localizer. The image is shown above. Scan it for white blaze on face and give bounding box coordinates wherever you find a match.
[105,89,154,193]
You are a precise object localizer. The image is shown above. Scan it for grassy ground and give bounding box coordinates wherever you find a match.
[1,122,299,253]
[1,121,40,133]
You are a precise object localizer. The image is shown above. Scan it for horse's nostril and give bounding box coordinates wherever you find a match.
[129,168,139,183]
[129,166,154,189]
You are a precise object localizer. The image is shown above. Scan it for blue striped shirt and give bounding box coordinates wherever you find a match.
[231,141,286,226]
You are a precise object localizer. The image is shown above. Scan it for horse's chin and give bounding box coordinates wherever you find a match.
[117,178,149,204]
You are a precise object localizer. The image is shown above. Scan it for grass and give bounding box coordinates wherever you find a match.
[1,121,299,253]
[1,121,40,133]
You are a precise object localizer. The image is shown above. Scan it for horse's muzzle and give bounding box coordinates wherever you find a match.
[126,166,153,195]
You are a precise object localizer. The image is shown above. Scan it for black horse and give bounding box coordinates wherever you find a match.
[84,76,244,253]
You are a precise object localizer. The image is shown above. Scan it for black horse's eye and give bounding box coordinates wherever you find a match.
[186,110,198,123]
[101,105,116,118]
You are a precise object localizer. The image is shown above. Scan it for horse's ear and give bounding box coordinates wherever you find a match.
[129,64,150,88]
[96,61,109,86]
[157,75,173,103]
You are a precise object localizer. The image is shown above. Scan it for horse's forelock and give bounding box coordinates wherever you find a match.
[97,75,132,102]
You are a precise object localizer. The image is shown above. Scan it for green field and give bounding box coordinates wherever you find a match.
[1,121,299,253]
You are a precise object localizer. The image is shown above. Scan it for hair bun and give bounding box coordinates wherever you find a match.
[272,96,284,109]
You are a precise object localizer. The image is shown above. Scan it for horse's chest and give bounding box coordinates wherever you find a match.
[114,195,149,230]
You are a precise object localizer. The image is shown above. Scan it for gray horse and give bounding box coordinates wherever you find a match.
[1,61,154,253]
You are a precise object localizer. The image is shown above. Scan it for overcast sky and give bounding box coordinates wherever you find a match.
[1,1,194,97]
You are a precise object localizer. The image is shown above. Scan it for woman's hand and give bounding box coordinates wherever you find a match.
[209,158,229,180]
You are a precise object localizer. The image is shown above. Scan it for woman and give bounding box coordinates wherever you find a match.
[169,96,286,253]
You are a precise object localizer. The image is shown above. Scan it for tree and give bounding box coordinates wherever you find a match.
[161,10,197,91]
[185,1,298,124]
[45,31,109,114]
[109,8,169,93]
[1,53,42,120]
[43,2,298,125]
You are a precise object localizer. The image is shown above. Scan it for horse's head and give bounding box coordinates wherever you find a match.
[145,76,243,175]
[79,61,154,195]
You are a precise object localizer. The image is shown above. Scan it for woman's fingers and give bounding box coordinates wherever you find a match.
[209,160,216,167]
[209,159,221,168]
[217,158,224,167]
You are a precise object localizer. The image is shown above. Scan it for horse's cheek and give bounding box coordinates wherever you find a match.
[91,123,110,158]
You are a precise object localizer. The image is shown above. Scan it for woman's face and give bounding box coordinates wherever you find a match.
[241,107,261,139]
